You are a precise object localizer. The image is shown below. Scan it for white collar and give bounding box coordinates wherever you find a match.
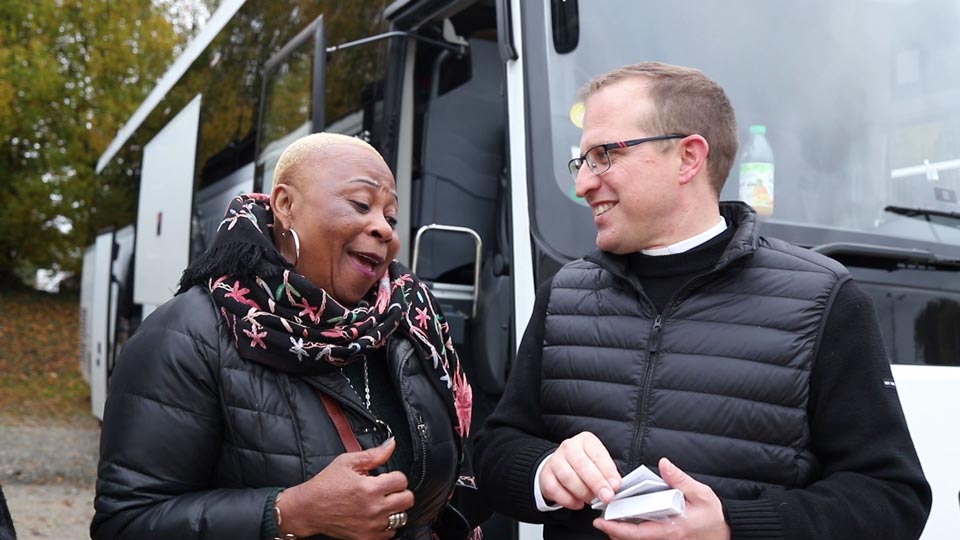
[641,217,728,256]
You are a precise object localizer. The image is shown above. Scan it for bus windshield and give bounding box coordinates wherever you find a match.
[524,0,960,261]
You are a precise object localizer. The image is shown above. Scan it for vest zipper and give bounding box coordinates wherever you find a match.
[649,315,663,353]
[590,245,741,469]
[631,314,663,466]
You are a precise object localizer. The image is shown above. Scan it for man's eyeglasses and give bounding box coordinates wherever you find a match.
[568,134,688,179]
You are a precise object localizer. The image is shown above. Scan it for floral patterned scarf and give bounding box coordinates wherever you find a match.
[178,193,472,437]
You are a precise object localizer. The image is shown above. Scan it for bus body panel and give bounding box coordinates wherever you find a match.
[893,364,960,540]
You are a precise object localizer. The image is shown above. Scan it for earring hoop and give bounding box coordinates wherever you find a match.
[288,228,300,266]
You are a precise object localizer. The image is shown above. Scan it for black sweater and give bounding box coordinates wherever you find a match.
[475,237,931,539]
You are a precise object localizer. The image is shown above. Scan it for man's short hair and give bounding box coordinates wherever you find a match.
[579,62,739,195]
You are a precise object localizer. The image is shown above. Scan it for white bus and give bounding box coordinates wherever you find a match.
[80,1,960,537]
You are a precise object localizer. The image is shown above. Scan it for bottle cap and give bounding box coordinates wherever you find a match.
[749,125,766,135]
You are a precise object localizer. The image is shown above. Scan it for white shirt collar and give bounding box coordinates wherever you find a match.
[640,217,728,256]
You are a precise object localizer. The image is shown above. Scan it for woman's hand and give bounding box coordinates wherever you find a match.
[278,438,415,539]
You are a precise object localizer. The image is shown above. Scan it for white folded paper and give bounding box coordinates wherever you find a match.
[590,465,667,510]
[602,488,685,523]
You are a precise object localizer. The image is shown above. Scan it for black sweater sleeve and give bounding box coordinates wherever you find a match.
[722,279,932,540]
[474,281,564,524]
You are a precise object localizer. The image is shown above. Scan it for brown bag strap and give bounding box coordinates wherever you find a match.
[315,389,362,453]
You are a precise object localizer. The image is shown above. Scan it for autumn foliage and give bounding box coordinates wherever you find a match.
[0,289,89,425]
[0,1,182,284]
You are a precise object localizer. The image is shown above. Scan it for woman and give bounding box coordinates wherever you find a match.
[0,485,15,540]
[92,133,485,540]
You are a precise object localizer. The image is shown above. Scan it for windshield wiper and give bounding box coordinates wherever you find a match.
[884,205,960,222]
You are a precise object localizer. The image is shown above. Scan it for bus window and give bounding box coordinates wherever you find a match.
[256,18,324,192]
[255,16,392,193]
[324,37,390,149]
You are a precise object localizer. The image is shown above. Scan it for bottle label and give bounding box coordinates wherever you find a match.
[739,162,774,216]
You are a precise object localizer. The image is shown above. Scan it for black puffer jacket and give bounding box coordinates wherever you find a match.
[92,286,468,540]
[0,486,15,540]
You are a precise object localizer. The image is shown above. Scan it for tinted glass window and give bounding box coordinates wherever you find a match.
[527,0,960,260]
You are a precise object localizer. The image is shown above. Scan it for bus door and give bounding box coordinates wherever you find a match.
[133,95,202,319]
[87,225,137,421]
[391,8,516,538]
[89,230,113,420]
[406,31,512,427]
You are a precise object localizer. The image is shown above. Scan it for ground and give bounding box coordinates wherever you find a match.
[0,289,98,539]
[3,467,96,540]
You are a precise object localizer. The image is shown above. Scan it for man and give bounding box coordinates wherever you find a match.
[473,62,931,540]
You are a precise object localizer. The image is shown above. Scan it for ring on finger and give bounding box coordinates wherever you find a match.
[384,511,408,531]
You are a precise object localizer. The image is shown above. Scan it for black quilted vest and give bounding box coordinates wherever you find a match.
[541,203,848,498]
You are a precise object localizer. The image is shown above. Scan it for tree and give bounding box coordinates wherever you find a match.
[0,0,182,286]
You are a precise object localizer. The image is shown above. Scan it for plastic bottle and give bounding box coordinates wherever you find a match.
[739,124,775,216]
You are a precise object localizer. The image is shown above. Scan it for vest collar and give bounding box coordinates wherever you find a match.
[717,201,760,267]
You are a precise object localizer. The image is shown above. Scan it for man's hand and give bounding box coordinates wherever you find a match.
[539,432,621,510]
[593,457,731,540]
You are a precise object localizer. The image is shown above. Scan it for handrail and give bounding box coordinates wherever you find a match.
[412,224,483,318]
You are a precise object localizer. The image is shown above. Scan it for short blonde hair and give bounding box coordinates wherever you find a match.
[579,62,738,195]
[273,132,383,185]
